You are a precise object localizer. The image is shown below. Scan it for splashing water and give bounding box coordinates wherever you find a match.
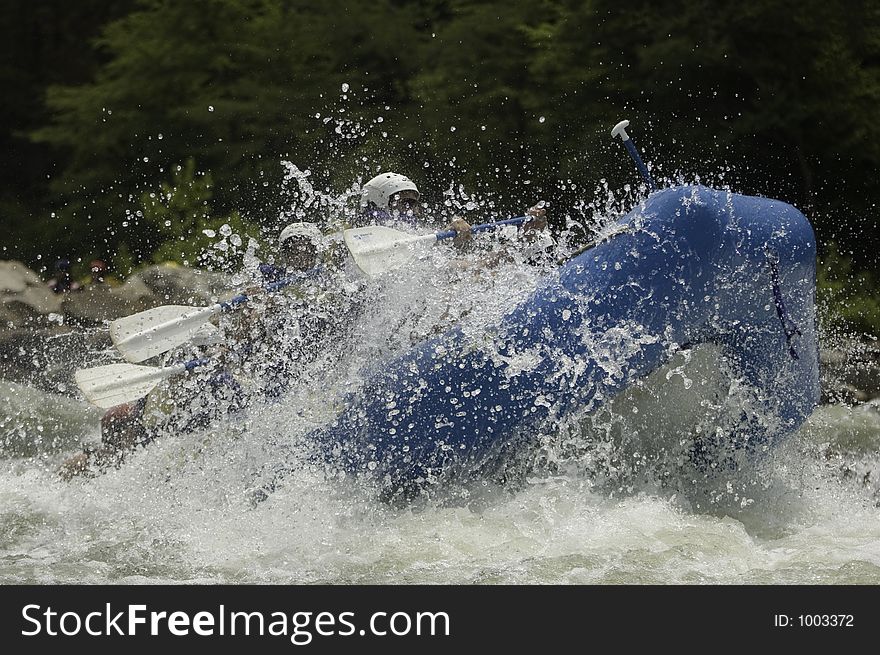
[2,169,879,585]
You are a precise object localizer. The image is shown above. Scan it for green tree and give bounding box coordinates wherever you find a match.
[29,0,423,267]
[0,0,136,266]
[532,0,880,263]
[10,0,880,303]
[141,158,259,271]
[818,243,880,338]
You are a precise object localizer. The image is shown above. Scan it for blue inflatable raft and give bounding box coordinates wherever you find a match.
[306,185,819,496]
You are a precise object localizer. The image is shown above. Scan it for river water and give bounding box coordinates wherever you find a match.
[2,192,879,586]
[2,397,879,584]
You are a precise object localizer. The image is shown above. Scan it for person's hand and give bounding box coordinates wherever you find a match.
[448,215,472,250]
[522,204,548,237]
[58,451,90,481]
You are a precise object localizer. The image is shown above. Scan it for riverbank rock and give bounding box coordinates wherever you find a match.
[0,260,62,328]
[0,259,235,390]
[820,337,880,405]
[1,260,234,329]
[57,264,231,326]
[3,258,880,409]
[126,262,232,305]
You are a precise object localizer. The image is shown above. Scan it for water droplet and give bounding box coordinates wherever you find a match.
[341,82,350,92]
[539,116,546,123]
[208,105,214,112]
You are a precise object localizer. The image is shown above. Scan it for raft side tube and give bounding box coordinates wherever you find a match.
[306,186,819,491]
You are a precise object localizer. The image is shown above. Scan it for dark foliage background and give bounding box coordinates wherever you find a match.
[2,0,878,331]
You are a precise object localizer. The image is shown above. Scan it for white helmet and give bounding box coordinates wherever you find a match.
[362,172,419,209]
[278,221,323,246]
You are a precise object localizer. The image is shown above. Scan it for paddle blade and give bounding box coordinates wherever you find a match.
[343,226,436,277]
[110,304,218,363]
[75,363,180,409]
[189,321,224,347]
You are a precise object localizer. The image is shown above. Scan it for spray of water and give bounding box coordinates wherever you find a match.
[3,96,879,583]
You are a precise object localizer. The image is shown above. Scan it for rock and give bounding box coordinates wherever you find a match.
[0,260,63,328]
[0,260,42,293]
[127,263,231,305]
[60,284,156,326]
[820,338,880,405]
[821,381,869,406]
[0,259,234,331]
[115,275,160,305]
[16,285,64,315]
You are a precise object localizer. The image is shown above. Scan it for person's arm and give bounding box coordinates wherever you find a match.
[442,204,550,273]
[481,204,551,270]
[258,262,287,283]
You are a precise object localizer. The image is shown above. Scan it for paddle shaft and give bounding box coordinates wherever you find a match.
[217,267,320,311]
[612,120,656,191]
[434,215,529,241]
[344,217,532,268]
[623,139,656,191]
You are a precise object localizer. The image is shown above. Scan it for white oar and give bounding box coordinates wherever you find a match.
[110,268,318,363]
[110,304,222,364]
[344,216,529,277]
[74,358,210,409]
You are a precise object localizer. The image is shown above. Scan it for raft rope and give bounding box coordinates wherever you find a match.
[765,247,802,360]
